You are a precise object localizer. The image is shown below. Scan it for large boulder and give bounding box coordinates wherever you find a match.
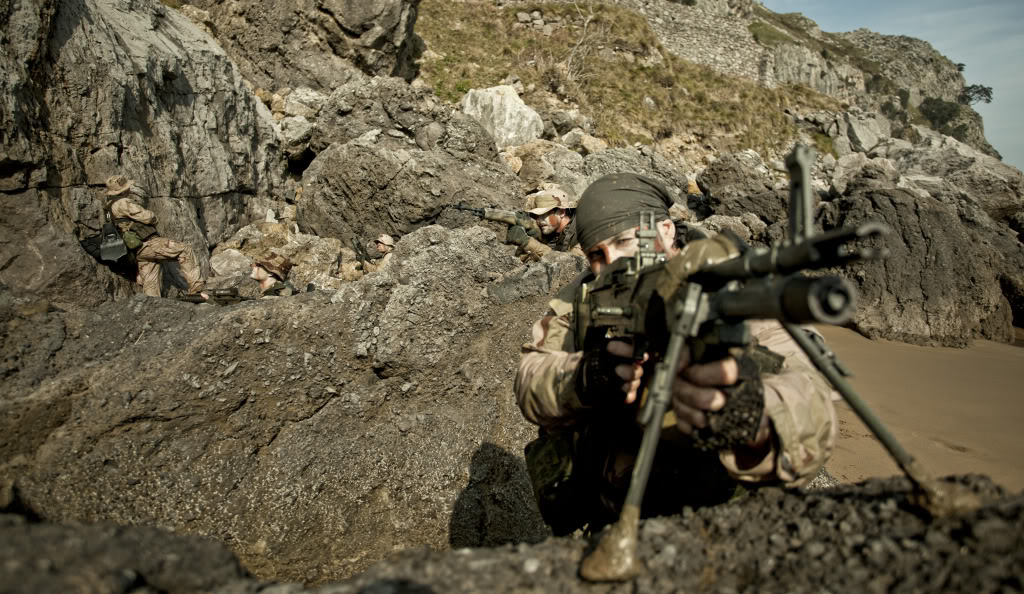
[697,150,775,203]
[311,75,497,160]
[0,0,283,307]
[459,85,544,150]
[819,161,1013,346]
[1,225,586,582]
[297,133,525,245]
[180,0,422,91]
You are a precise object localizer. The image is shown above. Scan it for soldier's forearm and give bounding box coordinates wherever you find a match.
[515,350,586,428]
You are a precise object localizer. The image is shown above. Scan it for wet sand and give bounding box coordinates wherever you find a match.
[816,325,1024,494]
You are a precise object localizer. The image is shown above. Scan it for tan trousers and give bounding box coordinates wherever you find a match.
[136,237,203,297]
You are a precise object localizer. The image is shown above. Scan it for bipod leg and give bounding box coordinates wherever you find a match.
[782,323,980,516]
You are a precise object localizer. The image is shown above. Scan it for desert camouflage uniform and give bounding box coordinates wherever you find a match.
[518,219,586,263]
[514,271,837,531]
[109,197,203,297]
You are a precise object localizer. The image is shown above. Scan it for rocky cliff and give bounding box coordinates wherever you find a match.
[1,0,1023,590]
[0,0,283,307]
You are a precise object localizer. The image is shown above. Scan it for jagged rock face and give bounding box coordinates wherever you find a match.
[820,166,1012,346]
[769,43,865,102]
[0,0,283,306]
[583,147,694,202]
[871,126,1024,223]
[1,225,588,583]
[836,29,965,108]
[310,75,497,160]
[182,0,422,91]
[297,137,525,245]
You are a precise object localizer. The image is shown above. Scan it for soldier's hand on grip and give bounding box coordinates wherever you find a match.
[505,225,531,247]
[579,340,650,406]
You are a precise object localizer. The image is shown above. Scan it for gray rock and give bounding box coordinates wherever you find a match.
[297,136,525,245]
[209,249,253,279]
[459,85,544,150]
[0,0,283,306]
[182,0,421,90]
[311,75,497,160]
[4,224,560,582]
[844,110,891,153]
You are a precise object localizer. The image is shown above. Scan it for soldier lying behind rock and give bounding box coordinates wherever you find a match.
[505,187,585,262]
[249,252,298,296]
[514,173,836,535]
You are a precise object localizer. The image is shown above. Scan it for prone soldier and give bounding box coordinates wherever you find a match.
[505,187,585,262]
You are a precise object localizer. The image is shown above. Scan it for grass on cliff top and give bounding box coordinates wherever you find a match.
[416,0,839,155]
[749,5,885,79]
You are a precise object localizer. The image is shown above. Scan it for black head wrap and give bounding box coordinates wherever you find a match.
[575,173,674,251]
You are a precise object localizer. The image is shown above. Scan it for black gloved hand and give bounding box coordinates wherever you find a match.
[505,225,531,247]
[576,340,635,408]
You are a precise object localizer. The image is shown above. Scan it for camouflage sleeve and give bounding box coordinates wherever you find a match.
[519,238,552,262]
[718,320,838,488]
[514,297,587,429]
[110,197,157,225]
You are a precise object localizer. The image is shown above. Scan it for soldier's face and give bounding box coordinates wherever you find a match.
[585,219,676,275]
[535,209,566,235]
[251,265,269,281]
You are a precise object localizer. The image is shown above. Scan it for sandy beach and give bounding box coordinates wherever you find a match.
[817,325,1024,494]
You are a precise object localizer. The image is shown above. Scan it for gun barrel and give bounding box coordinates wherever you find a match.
[699,223,888,281]
[713,275,856,326]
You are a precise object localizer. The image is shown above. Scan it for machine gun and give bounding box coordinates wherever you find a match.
[451,203,542,239]
[176,287,256,305]
[576,145,978,582]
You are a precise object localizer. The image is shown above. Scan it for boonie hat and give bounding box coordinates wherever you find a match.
[105,175,135,196]
[375,234,396,247]
[255,252,293,280]
[527,188,575,215]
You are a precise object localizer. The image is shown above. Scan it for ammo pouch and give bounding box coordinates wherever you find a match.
[115,219,158,250]
[524,429,584,536]
[121,230,142,250]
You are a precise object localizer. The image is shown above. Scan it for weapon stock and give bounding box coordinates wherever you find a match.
[452,203,543,239]
[578,144,973,582]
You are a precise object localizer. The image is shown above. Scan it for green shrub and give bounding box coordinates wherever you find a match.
[748,21,793,47]
[919,97,961,128]
[811,132,836,158]
[897,88,910,108]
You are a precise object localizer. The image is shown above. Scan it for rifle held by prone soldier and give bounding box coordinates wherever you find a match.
[176,287,256,305]
[452,203,542,239]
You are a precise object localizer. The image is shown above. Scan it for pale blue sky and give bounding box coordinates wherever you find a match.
[761,0,1023,170]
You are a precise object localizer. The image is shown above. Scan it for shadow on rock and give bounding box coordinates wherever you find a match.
[448,442,550,549]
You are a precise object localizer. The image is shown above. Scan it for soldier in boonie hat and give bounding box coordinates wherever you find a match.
[102,173,206,298]
[362,234,396,274]
[251,252,296,296]
[506,186,583,263]
[105,175,136,196]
